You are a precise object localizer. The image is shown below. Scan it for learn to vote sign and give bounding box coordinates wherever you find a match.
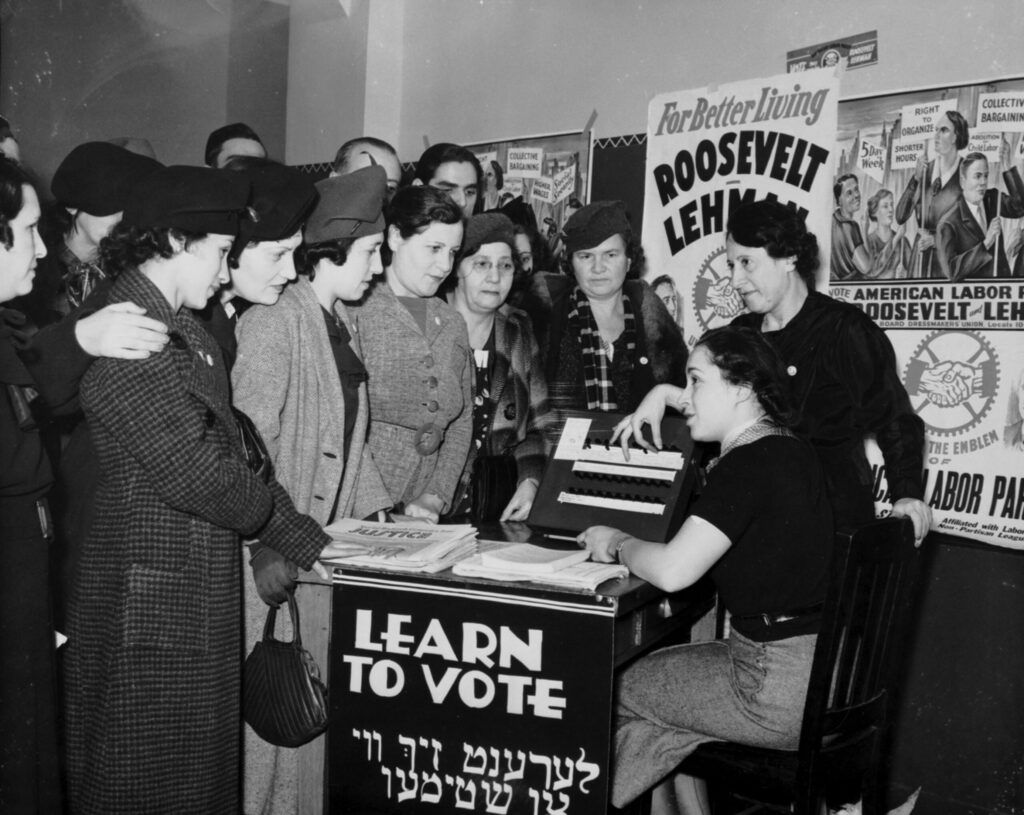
[641,68,840,350]
[329,573,615,814]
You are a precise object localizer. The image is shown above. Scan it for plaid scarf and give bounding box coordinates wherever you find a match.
[567,284,636,410]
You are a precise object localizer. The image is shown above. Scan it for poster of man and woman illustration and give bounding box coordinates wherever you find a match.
[641,68,1024,550]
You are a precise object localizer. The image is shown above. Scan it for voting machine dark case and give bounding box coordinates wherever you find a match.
[528,409,702,542]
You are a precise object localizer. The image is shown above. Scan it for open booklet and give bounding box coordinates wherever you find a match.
[453,540,629,591]
[321,519,477,574]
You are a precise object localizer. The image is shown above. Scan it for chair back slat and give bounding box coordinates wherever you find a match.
[797,518,921,777]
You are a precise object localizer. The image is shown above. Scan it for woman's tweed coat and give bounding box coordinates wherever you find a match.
[233,277,393,814]
[65,270,274,815]
[233,278,391,528]
[451,304,555,510]
[350,281,473,512]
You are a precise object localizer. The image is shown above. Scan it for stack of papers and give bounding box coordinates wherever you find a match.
[453,540,629,591]
[321,519,477,574]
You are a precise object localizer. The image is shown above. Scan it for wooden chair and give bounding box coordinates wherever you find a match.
[675,517,923,815]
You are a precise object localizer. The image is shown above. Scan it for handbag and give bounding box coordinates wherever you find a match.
[469,453,518,522]
[243,593,329,748]
[232,405,272,483]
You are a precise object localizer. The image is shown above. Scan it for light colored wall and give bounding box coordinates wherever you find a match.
[286,0,371,165]
[389,0,1024,159]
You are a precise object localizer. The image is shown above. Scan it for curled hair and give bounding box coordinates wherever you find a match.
[381,185,463,267]
[98,221,207,278]
[945,110,970,150]
[695,325,798,428]
[866,188,894,223]
[294,237,358,281]
[0,156,31,249]
[726,199,819,290]
[559,222,646,280]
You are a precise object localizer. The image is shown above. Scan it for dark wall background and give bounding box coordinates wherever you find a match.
[1,0,289,192]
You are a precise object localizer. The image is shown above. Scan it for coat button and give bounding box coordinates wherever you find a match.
[426,400,439,413]
[426,376,438,388]
[204,409,216,428]
[423,355,435,368]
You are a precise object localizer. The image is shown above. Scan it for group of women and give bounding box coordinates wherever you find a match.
[0,133,934,814]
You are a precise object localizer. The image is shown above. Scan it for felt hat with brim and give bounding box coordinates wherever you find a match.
[51,142,164,217]
[304,165,387,244]
[122,165,251,235]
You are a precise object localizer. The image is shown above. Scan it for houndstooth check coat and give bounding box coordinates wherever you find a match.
[64,269,274,815]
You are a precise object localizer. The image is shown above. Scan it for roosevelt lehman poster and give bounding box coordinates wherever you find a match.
[642,72,1024,550]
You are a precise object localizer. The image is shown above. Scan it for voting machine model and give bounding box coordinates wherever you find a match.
[528,410,701,542]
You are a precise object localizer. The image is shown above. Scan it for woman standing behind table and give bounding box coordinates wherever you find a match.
[524,200,685,413]
[442,212,554,521]
[65,167,274,814]
[580,326,834,812]
[350,185,471,522]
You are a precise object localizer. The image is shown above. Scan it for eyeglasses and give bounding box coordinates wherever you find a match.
[470,258,515,275]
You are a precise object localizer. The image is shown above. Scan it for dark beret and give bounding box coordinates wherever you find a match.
[51,142,163,216]
[304,165,387,244]
[122,165,251,235]
[562,200,631,255]
[235,164,317,243]
[463,213,515,254]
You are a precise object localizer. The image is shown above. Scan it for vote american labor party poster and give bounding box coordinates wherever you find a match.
[642,72,1024,549]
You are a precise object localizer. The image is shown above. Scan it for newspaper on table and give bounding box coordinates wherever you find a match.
[452,540,628,591]
[322,519,477,574]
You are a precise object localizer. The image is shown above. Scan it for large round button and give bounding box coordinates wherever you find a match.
[426,400,440,412]
[423,355,435,368]
[426,376,438,388]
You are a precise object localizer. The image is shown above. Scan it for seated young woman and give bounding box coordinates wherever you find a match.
[578,324,834,812]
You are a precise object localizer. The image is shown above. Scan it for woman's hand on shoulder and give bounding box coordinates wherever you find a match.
[499,478,538,522]
[75,301,169,360]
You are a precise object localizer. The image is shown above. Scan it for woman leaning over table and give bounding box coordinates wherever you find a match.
[442,212,554,521]
[349,184,471,522]
[64,166,272,814]
[579,325,834,813]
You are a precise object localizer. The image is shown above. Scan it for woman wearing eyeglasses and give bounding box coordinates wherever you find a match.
[443,213,553,521]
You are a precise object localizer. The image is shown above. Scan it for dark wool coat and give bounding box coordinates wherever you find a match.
[65,269,273,815]
[523,273,687,413]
